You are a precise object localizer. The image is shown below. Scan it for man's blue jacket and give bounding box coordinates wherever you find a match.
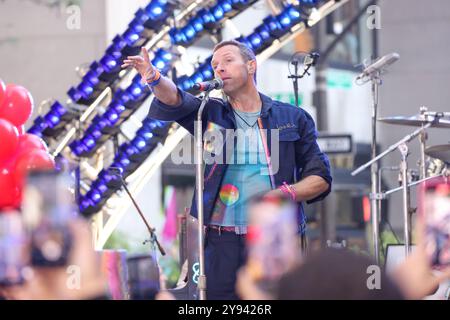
[148,89,332,233]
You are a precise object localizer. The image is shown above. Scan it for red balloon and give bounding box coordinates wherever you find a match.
[0,84,34,127]
[17,125,25,135]
[0,79,5,107]
[0,119,19,163]
[0,166,19,209]
[16,133,48,158]
[14,149,55,188]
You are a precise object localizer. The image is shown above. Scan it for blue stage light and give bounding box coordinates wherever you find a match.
[255,24,272,42]
[145,0,167,19]
[127,82,145,100]
[169,28,186,45]
[190,71,204,85]
[99,54,119,73]
[219,0,233,15]
[83,70,100,87]
[262,15,285,38]
[177,76,194,91]
[182,24,197,42]
[190,16,204,33]
[230,0,250,9]
[82,134,97,149]
[236,36,252,50]
[88,127,102,140]
[70,140,86,157]
[211,4,224,20]
[198,9,216,27]
[67,87,83,103]
[110,101,126,116]
[44,112,61,128]
[79,197,94,213]
[104,109,120,126]
[247,32,263,51]
[200,63,214,80]
[77,80,94,99]
[135,8,150,24]
[277,5,301,29]
[50,101,67,116]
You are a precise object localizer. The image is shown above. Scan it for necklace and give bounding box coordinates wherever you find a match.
[232,109,259,128]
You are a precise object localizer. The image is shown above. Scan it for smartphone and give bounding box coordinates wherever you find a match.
[0,211,28,286]
[420,176,450,268]
[246,195,300,287]
[22,170,76,267]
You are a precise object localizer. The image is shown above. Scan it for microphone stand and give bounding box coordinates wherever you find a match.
[288,60,313,108]
[195,91,210,300]
[110,169,165,256]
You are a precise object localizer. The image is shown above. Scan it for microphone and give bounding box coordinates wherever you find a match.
[357,52,400,80]
[192,78,224,92]
[304,52,320,67]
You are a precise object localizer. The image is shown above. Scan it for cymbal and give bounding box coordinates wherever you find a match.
[378,115,450,128]
[425,144,450,163]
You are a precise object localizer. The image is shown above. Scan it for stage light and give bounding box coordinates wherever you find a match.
[262,15,285,38]
[198,9,217,29]
[200,63,214,80]
[219,0,234,16]
[255,24,273,45]
[211,4,225,21]
[99,53,120,73]
[69,140,87,157]
[181,24,197,43]
[83,70,100,87]
[190,71,204,85]
[123,21,145,47]
[277,5,302,29]
[236,36,252,50]
[169,28,187,46]
[82,134,97,150]
[151,49,173,73]
[177,75,194,91]
[134,8,150,25]
[247,32,263,52]
[67,87,83,103]
[145,0,166,20]
[230,0,251,10]
[77,80,94,99]
[190,16,204,33]
[106,108,122,126]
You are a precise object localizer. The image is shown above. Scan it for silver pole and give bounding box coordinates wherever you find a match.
[398,143,411,257]
[196,93,210,300]
[419,106,428,180]
[370,74,381,264]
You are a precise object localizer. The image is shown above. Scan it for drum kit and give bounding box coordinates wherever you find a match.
[350,53,449,262]
[353,107,450,261]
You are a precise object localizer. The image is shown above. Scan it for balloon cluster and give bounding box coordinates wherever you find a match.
[0,79,55,210]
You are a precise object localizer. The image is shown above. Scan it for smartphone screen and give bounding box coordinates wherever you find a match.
[0,211,28,286]
[421,177,450,268]
[246,195,300,286]
[22,170,76,267]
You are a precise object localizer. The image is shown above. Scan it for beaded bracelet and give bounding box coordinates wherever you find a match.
[279,181,296,201]
[146,69,161,87]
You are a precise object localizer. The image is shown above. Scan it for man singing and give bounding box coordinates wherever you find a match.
[122,40,332,300]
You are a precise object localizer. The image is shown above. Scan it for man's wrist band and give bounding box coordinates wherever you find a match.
[146,69,161,86]
[279,182,296,201]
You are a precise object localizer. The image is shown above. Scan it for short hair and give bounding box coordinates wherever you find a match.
[212,40,257,81]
